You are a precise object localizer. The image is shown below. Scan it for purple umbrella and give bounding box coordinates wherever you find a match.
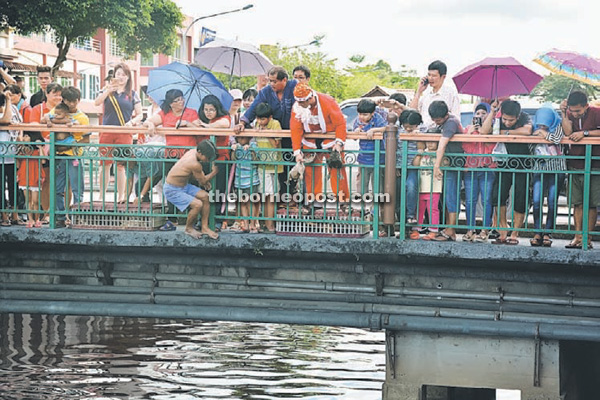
[534,49,600,86]
[453,57,543,99]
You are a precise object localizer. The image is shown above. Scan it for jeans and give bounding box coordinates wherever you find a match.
[443,170,460,214]
[532,172,564,232]
[464,170,495,228]
[396,168,418,220]
[55,157,84,221]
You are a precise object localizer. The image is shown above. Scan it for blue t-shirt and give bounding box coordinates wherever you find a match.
[241,81,297,129]
[102,90,141,126]
[355,112,387,166]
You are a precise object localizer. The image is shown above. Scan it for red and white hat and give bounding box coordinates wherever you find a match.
[293,82,313,101]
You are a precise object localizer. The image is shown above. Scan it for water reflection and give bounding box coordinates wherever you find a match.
[0,314,385,399]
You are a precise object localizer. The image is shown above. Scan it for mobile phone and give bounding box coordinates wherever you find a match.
[422,77,429,85]
[110,78,117,85]
[472,117,482,126]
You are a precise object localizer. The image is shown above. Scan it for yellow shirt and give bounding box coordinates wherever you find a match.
[255,119,283,173]
[48,108,90,156]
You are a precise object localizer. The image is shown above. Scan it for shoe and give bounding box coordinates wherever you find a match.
[488,229,500,239]
[409,230,420,240]
[431,230,456,242]
[55,220,67,228]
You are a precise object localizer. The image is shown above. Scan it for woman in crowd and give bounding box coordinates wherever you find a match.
[94,63,143,203]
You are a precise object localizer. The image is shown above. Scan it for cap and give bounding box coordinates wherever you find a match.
[293,82,313,101]
[229,88,243,101]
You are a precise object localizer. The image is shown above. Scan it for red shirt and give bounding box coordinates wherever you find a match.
[567,106,600,169]
[160,108,199,148]
[210,115,231,160]
[26,102,51,140]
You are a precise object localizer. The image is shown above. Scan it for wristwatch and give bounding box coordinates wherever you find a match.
[584,130,590,137]
[505,130,511,135]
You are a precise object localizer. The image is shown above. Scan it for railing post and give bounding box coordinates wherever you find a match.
[382,115,398,228]
[399,140,408,241]
[582,144,592,250]
[48,132,56,229]
[373,140,381,239]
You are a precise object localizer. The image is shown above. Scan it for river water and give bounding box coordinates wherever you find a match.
[0,314,386,399]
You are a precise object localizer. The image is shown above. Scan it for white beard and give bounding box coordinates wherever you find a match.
[293,102,313,124]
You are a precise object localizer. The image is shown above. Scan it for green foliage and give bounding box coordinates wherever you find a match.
[0,0,183,72]
[530,74,599,103]
[259,46,418,101]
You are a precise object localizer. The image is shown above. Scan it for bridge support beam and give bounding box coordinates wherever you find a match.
[383,331,563,400]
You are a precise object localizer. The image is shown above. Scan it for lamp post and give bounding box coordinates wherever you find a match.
[180,4,253,64]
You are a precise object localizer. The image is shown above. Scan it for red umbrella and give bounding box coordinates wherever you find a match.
[453,57,543,99]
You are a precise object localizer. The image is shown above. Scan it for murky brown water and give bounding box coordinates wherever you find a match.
[0,314,385,399]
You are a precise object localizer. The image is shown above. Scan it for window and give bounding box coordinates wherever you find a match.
[79,73,88,100]
[59,77,71,87]
[89,75,99,99]
[28,77,40,94]
[140,86,151,107]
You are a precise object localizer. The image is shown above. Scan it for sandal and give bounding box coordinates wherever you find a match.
[473,230,488,243]
[431,230,455,242]
[530,234,543,247]
[0,220,10,227]
[505,238,519,245]
[542,235,552,247]
[565,240,582,249]
[159,221,176,231]
[12,218,26,226]
[462,230,476,242]
[409,230,421,240]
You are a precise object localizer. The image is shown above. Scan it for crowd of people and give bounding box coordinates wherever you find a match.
[0,61,599,248]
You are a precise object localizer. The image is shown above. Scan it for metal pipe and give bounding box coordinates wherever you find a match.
[382,116,399,225]
[3,290,600,328]
[6,282,600,319]
[2,299,600,342]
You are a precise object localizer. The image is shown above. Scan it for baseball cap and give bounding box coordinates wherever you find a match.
[229,88,243,101]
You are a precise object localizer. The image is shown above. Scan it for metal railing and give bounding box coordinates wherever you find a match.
[1,123,598,249]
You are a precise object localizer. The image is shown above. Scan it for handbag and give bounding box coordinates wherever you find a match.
[492,142,507,162]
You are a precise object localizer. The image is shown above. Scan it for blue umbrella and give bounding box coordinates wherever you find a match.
[146,61,233,115]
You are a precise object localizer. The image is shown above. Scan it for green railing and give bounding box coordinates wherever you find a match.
[1,123,598,249]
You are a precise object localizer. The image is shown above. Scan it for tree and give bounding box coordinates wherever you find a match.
[530,74,599,103]
[0,0,183,73]
[342,56,419,99]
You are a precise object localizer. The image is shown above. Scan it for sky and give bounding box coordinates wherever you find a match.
[177,0,599,79]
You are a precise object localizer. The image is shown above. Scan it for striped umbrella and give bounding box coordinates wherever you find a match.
[534,49,600,86]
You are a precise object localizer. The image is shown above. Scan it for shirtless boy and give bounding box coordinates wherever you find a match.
[163,140,219,239]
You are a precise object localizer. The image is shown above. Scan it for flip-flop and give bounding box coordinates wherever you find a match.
[492,238,507,245]
[159,221,176,231]
[0,220,10,227]
[530,235,543,247]
[505,238,519,245]
[542,236,553,247]
[431,231,455,242]
[565,241,582,249]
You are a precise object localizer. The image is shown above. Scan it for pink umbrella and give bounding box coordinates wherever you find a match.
[534,49,600,86]
[453,57,543,99]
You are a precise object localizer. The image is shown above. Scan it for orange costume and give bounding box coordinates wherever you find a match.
[290,84,349,200]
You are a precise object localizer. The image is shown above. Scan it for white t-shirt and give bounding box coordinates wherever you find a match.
[0,104,22,164]
[418,81,460,128]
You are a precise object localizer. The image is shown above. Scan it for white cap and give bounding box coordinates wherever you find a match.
[229,88,243,100]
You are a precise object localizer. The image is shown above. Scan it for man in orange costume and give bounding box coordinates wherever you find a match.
[290,83,349,201]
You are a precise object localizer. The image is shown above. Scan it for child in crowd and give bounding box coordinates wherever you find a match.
[411,140,444,240]
[354,98,387,195]
[462,102,496,243]
[255,103,282,233]
[232,132,261,233]
[241,88,257,114]
[43,102,80,150]
[17,131,46,228]
[397,110,424,230]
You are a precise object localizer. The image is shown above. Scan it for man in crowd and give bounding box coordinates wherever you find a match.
[293,65,311,83]
[29,66,53,108]
[561,91,600,249]
[428,100,463,241]
[290,82,349,203]
[410,60,460,128]
[480,99,533,245]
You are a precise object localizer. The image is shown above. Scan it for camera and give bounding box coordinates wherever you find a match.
[472,117,482,126]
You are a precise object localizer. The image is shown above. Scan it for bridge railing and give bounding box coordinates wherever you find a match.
[0,123,598,248]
